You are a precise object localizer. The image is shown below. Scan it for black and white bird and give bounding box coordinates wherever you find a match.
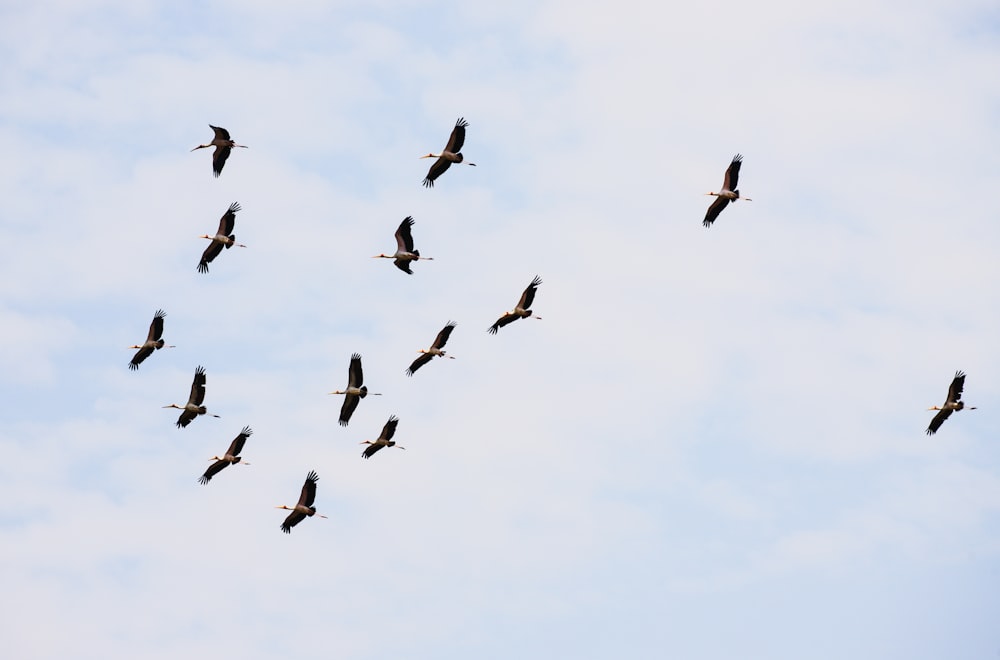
[361,415,404,459]
[163,365,220,428]
[421,117,476,187]
[328,353,381,426]
[198,202,246,273]
[276,470,327,533]
[191,125,248,177]
[373,216,433,274]
[199,426,252,484]
[128,309,174,370]
[489,276,542,334]
[703,154,752,227]
[407,322,456,375]
[926,371,977,435]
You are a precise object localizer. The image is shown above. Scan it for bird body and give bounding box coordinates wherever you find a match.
[329,353,381,426]
[407,322,456,375]
[129,309,174,370]
[927,371,976,435]
[361,415,404,459]
[489,276,543,334]
[163,365,220,428]
[373,216,434,274]
[200,426,252,484]
[191,125,248,177]
[703,154,752,227]
[422,117,476,187]
[198,202,246,273]
[277,470,327,533]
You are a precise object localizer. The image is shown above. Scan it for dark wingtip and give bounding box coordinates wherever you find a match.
[241,426,253,436]
[198,475,211,485]
[128,362,138,371]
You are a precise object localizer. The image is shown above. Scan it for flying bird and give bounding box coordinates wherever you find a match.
[703,154,752,227]
[163,365,220,428]
[926,371,977,435]
[199,426,252,484]
[191,125,248,177]
[128,309,174,370]
[489,276,542,334]
[373,216,434,274]
[276,470,327,533]
[407,322,456,375]
[361,415,404,459]
[198,202,246,273]
[421,117,476,187]
[328,353,381,426]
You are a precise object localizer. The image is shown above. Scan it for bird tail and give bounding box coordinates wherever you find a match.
[226,234,236,249]
[412,249,421,258]
[155,339,165,349]
[198,406,207,414]
[732,190,739,201]
[359,386,368,399]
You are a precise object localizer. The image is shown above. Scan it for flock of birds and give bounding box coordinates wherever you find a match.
[127,119,549,534]
[128,120,977,533]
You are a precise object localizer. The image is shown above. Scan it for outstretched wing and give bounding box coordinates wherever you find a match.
[189,366,207,406]
[703,196,730,227]
[445,117,469,154]
[199,459,229,484]
[299,471,319,507]
[218,202,241,235]
[395,217,415,253]
[148,310,166,342]
[406,353,434,376]
[362,443,384,459]
[339,394,360,426]
[723,154,743,191]
[199,242,225,273]
[488,313,518,335]
[433,322,457,349]
[947,371,967,404]
[281,510,307,533]
[519,276,542,310]
[423,157,452,187]
[129,346,154,370]
[926,408,953,435]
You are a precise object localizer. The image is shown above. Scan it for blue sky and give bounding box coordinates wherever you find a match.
[2,1,999,658]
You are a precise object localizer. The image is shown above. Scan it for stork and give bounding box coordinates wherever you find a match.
[163,365,220,428]
[927,371,977,435]
[703,154,752,227]
[361,415,404,459]
[191,125,248,177]
[421,117,476,187]
[276,470,327,533]
[407,322,456,375]
[328,353,381,426]
[199,426,252,484]
[128,309,174,370]
[373,216,433,274]
[198,202,246,273]
[488,276,542,334]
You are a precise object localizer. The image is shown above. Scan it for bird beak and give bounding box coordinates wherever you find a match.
[419,154,433,159]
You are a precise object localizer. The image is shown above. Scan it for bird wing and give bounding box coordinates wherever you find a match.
[406,353,434,376]
[199,459,229,484]
[519,276,542,309]
[189,366,207,406]
[219,202,241,235]
[423,158,452,187]
[926,408,953,435]
[703,196,730,227]
[281,510,307,533]
[434,322,457,349]
[947,371,967,404]
[362,443,384,459]
[446,118,469,153]
[393,258,414,274]
[380,416,399,442]
[212,145,231,177]
[176,408,198,428]
[396,217,415,253]
[300,471,319,507]
[129,346,154,370]
[339,394,360,426]
[210,125,232,141]
[229,426,252,456]
[488,313,519,334]
[198,241,225,273]
[348,353,364,388]
[149,310,166,342]
[723,154,743,191]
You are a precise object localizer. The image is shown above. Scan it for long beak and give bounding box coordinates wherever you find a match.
[419,154,434,159]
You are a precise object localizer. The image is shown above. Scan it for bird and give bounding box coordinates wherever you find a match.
[926,371,977,435]
[199,426,252,484]
[373,216,434,274]
[328,353,381,426]
[407,322,456,375]
[361,415,404,459]
[276,470,327,533]
[489,276,543,334]
[198,202,246,273]
[128,309,174,370]
[163,365,220,428]
[421,117,476,187]
[191,125,248,177]
[703,154,752,227]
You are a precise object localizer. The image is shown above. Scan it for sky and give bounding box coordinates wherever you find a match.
[1,0,999,657]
